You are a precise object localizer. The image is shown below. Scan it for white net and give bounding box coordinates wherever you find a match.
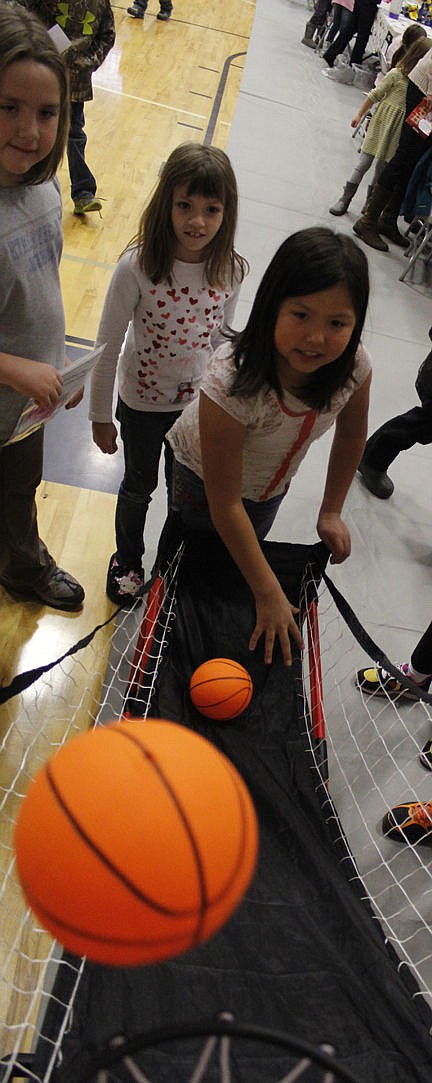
[1,543,432,1081]
[300,560,432,1013]
[0,544,183,1083]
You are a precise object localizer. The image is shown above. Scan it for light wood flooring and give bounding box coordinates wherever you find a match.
[0,0,255,1055]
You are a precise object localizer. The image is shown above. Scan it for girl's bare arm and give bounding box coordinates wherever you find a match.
[199,391,303,665]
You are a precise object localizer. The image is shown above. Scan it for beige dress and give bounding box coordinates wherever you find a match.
[363,68,409,163]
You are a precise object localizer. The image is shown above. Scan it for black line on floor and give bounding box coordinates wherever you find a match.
[204,51,246,145]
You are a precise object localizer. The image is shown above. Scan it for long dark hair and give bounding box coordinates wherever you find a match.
[0,2,69,184]
[229,227,369,411]
[128,142,248,287]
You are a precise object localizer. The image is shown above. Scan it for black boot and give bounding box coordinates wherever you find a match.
[378,188,410,249]
[353,183,390,252]
[127,0,147,16]
[157,1,172,19]
[358,457,394,499]
[301,20,316,47]
[330,181,358,216]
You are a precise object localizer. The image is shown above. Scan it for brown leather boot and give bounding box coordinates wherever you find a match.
[352,184,390,252]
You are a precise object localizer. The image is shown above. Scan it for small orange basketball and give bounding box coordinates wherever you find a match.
[14,719,258,967]
[190,658,253,721]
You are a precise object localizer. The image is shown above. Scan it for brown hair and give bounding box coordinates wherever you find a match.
[397,35,431,76]
[127,142,248,288]
[0,1,69,184]
[391,22,427,68]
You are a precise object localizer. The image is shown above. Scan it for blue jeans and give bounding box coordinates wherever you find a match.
[67,101,96,201]
[115,399,181,568]
[171,461,286,539]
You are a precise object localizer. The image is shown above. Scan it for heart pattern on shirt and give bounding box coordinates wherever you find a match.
[132,280,228,405]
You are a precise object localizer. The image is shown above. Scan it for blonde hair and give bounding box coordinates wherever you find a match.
[128,143,248,288]
[0,2,69,184]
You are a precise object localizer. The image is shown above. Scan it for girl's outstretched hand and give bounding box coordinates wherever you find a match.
[249,584,304,666]
[92,420,118,454]
[317,511,351,564]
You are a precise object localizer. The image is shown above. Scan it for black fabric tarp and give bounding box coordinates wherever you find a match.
[40,533,432,1083]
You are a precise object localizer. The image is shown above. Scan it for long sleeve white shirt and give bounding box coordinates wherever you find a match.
[90,250,243,421]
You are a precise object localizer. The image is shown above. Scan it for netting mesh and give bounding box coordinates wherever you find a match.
[1,539,432,1081]
[300,562,432,1011]
[0,546,183,1081]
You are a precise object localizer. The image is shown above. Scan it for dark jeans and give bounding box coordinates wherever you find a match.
[115,399,181,568]
[309,0,332,29]
[324,0,378,66]
[0,427,56,590]
[412,621,432,675]
[171,460,286,539]
[378,82,432,198]
[67,100,97,201]
[364,402,432,471]
[326,4,353,43]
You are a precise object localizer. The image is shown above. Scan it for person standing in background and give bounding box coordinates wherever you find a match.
[22,0,115,216]
[323,0,379,69]
[127,0,172,21]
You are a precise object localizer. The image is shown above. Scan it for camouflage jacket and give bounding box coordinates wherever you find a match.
[24,1,115,100]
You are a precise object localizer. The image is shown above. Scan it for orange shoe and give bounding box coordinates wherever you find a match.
[382,801,432,844]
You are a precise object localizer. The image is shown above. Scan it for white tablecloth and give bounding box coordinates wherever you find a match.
[370,2,432,53]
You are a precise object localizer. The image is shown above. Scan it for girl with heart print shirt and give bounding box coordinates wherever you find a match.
[89,142,247,605]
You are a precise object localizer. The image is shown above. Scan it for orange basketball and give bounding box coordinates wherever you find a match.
[190,658,253,721]
[14,719,258,967]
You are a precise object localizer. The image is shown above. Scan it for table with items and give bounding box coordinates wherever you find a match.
[370,0,432,55]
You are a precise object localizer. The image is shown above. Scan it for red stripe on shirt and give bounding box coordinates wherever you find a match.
[261,400,317,500]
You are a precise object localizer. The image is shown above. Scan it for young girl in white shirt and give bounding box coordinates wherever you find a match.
[90,143,247,604]
[168,227,371,667]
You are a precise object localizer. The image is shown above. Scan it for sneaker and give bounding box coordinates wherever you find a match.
[357,457,394,499]
[419,739,432,771]
[157,2,172,17]
[355,662,430,700]
[73,194,102,215]
[106,554,144,605]
[33,568,85,611]
[382,801,432,845]
[127,3,146,15]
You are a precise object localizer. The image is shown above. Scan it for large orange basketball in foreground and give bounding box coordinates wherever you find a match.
[190,658,253,721]
[14,720,258,967]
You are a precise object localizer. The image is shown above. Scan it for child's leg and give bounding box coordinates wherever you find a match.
[0,430,84,610]
[330,152,373,216]
[114,402,180,570]
[372,157,386,185]
[0,429,56,590]
[348,151,374,187]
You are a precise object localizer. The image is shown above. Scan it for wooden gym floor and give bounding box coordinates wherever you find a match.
[0,3,255,1037]
[0,0,255,689]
